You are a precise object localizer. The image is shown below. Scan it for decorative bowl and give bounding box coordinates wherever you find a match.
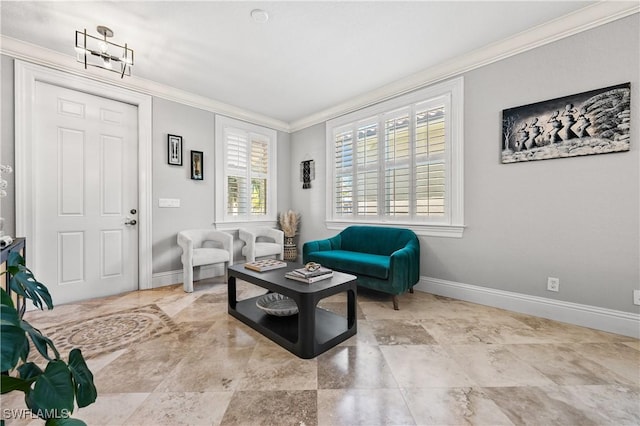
[256,293,298,316]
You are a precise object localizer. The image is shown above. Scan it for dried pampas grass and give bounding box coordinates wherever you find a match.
[278,210,300,237]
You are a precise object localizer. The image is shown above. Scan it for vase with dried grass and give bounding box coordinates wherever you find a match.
[278,210,300,261]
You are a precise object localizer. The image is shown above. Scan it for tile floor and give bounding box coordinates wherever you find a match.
[2,277,639,425]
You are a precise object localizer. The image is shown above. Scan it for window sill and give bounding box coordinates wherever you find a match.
[326,220,465,238]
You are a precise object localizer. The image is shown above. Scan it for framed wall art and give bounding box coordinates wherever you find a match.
[190,150,203,180]
[501,82,631,164]
[167,134,183,166]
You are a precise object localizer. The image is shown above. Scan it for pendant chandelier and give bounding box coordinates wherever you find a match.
[75,26,133,78]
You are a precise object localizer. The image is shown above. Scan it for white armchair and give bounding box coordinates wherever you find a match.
[177,229,233,293]
[239,227,284,263]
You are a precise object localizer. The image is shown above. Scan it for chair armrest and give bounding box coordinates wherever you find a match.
[177,232,194,265]
[263,228,284,246]
[204,230,234,265]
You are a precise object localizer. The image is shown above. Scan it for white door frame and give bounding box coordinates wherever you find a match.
[14,61,153,290]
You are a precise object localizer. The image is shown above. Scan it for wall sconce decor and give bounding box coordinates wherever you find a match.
[300,160,315,189]
[75,26,134,78]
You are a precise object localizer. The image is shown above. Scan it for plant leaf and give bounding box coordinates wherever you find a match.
[0,289,28,371]
[21,319,60,361]
[45,417,87,426]
[27,360,75,419]
[1,374,33,393]
[18,361,44,381]
[7,252,53,311]
[67,349,97,408]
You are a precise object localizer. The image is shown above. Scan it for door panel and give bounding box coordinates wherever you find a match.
[34,81,138,304]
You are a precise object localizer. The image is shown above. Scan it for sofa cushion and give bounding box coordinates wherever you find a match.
[306,249,390,280]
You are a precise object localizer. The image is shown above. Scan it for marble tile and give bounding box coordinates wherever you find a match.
[543,384,640,425]
[73,392,149,425]
[445,344,555,387]
[401,387,514,425]
[359,301,415,320]
[381,345,476,388]
[125,391,233,425]
[221,390,317,426]
[420,317,495,344]
[483,385,604,425]
[368,319,437,345]
[317,345,398,389]
[565,343,640,385]
[155,346,254,392]
[236,340,317,390]
[317,389,415,426]
[11,282,640,426]
[507,343,635,386]
[92,333,186,393]
[507,313,631,343]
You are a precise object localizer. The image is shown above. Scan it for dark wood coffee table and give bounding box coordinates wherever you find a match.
[227,263,357,359]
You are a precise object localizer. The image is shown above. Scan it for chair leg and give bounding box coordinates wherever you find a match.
[183,265,194,293]
[409,287,414,294]
[392,295,399,310]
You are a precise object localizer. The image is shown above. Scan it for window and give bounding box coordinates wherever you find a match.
[215,116,277,226]
[327,77,464,237]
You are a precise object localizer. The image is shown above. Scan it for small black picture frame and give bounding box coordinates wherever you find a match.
[190,150,203,180]
[168,134,183,165]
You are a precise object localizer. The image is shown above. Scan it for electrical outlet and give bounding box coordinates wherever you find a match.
[634,290,640,306]
[547,277,559,292]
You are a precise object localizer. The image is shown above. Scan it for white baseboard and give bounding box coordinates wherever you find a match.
[151,265,226,288]
[416,277,640,339]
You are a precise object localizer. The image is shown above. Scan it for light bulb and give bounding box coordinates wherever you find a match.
[102,57,112,69]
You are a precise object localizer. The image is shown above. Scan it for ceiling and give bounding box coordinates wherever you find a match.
[0,1,599,126]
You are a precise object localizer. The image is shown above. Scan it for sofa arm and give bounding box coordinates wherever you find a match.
[302,234,342,263]
[389,239,420,291]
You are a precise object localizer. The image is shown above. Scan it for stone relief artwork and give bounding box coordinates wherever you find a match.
[501,83,631,163]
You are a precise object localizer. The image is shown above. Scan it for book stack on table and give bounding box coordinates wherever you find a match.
[285,266,333,283]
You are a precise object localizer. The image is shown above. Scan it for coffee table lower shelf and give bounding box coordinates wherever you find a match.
[231,295,352,349]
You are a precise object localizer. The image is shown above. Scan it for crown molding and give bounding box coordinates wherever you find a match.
[289,1,640,132]
[2,1,637,135]
[0,35,290,133]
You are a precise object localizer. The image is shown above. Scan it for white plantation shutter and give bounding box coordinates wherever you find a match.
[356,121,378,216]
[250,137,268,215]
[334,129,354,215]
[217,117,276,223]
[415,104,446,217]
[384,110,411,217]
[226,130,249,216]
[327,78,464,236]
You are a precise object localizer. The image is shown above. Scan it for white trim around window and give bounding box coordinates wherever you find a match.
[326,77,464,237]
[214,115,277,228]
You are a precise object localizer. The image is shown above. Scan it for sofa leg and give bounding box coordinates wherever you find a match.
[392,295,399,310]
[409,287,414,294]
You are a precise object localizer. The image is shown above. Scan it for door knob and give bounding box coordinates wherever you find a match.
[124,219,137,226]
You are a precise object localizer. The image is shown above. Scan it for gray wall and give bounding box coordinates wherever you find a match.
[150,99,292,274]
[290,15,640,313]
[152,98,216,274]
[1,55,15,237]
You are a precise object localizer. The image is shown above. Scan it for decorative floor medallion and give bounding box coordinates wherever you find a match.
[42,304,179,359]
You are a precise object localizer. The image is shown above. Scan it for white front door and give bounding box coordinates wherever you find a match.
[33,81,139,304]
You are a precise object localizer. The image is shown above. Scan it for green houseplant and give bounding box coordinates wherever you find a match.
[1,251,97,425]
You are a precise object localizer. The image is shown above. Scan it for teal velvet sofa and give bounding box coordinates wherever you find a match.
[302,226,420,309]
